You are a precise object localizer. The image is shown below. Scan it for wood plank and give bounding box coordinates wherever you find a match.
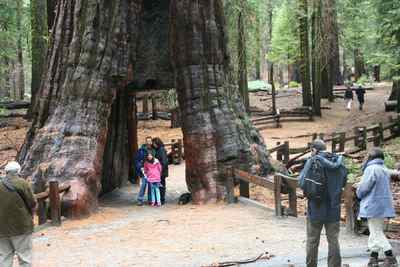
[234,169,275,191]
[344,183,356,233]
[49,181,61,226]
[34,184,70,200]
[274,175,282,217]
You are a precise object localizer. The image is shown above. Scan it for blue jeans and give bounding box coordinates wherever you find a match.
[150,183,161,205]
[137,176,148,202]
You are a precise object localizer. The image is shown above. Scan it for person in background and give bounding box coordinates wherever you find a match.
[135,136,156,205]
[152,137,169,205]
[355,85,366,111]
[144,154,162,207]
[344,84,354,112]
[299,139,348,267]
[0,161,36,267]
[355,148,398,267]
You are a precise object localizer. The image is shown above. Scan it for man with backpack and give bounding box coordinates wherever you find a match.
[299,139,348,267]
[0,161,36,267]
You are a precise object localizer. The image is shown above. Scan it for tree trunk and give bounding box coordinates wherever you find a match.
[354,48,365,81]
[311,0,321,116]
[19,0,141,217]
[15,0,25,100]
[170,0,270,203]
[170,107,182,129]
[47,0,56,31]
[237,7,249,112]
[325,0,342,85]
[298,0,312,107]
[255,17,261,80]
[30,0,48,117]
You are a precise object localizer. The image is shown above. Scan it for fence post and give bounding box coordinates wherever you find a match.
[274,175,282,216]
[276,142,282,162]
[226,167,235,203]
[378,123,384,144]
[283,141,290,165]
[287,181,298,217]
[344,183,356,233]
[239,180,250,198]
[37,199,47,225]
[151,94,158,120]
[339,132,346,152]
[373,126,381,147]
[354,127,367,150]
[49,180,61,226]
[331,132,339,153]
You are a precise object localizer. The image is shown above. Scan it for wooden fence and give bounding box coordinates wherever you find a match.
[230,115,400,233]
[251,107,314,130]
[34,181,70,226]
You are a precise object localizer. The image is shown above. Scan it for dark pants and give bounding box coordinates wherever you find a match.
[160,176,166,204]
[306,219,341,267]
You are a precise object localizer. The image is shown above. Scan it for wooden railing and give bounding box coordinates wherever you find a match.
[232,168,358,232]
[251,107,314,130]
[266,115,400,170]
[34,181,70,226]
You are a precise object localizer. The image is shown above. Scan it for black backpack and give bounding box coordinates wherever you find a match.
[302,156,328,201]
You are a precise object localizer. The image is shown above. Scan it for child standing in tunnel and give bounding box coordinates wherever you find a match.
[144,153,162,207]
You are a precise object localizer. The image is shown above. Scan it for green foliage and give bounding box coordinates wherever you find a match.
[248,80,272,92]
[269,0,299,65]
[344,157,362,183]
[160,89,178,110]
[356,74,372,85]
[288,81,301,88]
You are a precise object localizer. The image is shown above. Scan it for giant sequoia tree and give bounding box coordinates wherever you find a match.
[19,0,270,217]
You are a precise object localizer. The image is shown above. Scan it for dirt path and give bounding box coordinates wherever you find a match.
[32,163,369,267]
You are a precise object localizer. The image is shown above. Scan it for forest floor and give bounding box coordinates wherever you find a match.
[1,82,400,266]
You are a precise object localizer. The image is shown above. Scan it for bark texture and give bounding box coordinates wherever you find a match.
[19,0,140,217]
[14,0,25,100]
[170,0,270,203]
[30,0,48,116]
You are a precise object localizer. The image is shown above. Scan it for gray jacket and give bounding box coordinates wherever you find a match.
[356,159,396,218]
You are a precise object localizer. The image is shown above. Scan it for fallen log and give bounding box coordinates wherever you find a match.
[201,252,274,267]
[0,101,30,110]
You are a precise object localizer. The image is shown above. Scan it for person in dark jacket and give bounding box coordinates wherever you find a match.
[355,85,366,111]
[355,148,398,267]
[136,136,156,205]
[153,137,169,205]
[299,139,348,267]
[0,161,36,267]
[344,85,354,111]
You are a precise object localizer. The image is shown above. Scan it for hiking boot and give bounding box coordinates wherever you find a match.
[383,256,398,267]
[368,257,379,267]
[136,201,144,206]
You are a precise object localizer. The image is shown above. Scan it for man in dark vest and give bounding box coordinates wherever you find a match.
[299,139,348,267]
[0,161,36,267]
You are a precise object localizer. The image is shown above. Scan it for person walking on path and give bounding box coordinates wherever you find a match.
[144,154,162,207]
[0,161,36,267]
[299,139,348,267]
[152,138,169,205]
[344,85,354,111]
[136,136,156,205]
[355,148,398,267]
[355,85,366,111]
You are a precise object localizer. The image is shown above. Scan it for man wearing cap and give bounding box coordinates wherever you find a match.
[299,139,348,267]
[0,161,36,267]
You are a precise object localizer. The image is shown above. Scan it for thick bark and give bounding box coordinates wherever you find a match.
[47,0,56,30]
[255,17,261,80]
[14,0,25,100]
[298,0,312,107]
[237,8,249,112]
[325,0,342,85]
[30,0,48,117]
[354,48,366,81]
[170,0,270,203]
[19,0,140,217]
[311,0,321,116]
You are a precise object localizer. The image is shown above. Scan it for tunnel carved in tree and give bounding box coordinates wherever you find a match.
[18,0,271,217]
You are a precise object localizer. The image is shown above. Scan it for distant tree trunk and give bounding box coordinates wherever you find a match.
[15,0,25,100]
[354,48,365,80]
[311,0,321,116]
[47,0,56,30]
[326,0,342,85]
[298,0,312,107]
[255,17,261,80]
[342,48,350,81]
[266,0,273,85]
[30,0,48,117]
[170,0,271,203]
[238,6,249,112]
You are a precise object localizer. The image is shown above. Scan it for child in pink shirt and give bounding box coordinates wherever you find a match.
[144,154,162,206]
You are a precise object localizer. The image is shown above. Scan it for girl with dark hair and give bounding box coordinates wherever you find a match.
[152,138,169,205]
